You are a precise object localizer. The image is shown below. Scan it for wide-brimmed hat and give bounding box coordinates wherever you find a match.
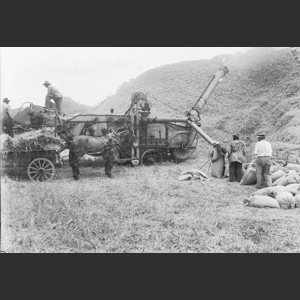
[233,133,240,138]
[257,132,266,138]
[3,97,11,103]
[43,80,51,85]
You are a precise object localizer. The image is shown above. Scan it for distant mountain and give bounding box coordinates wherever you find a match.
[61,97,95,115]
[10,96,95,118]
[95,48,300,157]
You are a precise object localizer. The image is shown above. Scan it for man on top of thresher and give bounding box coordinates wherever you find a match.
[43,81,63,114]
[1,97,14,138]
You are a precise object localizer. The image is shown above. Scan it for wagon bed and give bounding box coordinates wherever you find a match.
[1,149,58,181]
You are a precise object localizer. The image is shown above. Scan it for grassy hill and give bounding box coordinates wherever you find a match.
[10,96,95,118]
[96,47,300,160]
[61,97,95,115]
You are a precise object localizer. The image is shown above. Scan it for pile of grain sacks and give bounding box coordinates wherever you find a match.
[244,163,300,209]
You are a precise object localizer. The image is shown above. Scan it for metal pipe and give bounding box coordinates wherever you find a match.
[193,65,229,113]
[187,120,218,146]
[148,118,188,123]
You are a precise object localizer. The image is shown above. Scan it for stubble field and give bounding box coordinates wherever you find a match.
[1,153,300,253]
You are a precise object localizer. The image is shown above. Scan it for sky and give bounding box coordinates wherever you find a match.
[0,47,253,109]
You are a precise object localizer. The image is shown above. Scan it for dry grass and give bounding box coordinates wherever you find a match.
[1,154,300,253]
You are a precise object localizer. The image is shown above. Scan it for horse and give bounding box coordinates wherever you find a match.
[69,130,122,180]
[59,125,137,180]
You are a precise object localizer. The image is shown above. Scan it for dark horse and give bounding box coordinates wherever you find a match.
[60,127,136,180]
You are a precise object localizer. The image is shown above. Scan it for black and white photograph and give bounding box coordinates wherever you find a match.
[1,47,300,253]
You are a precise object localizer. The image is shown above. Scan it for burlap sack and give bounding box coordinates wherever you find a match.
[240,167,257,185]
[248,195,280,208]
[276,191,295,207]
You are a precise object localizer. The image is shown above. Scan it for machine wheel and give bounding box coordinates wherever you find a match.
[141,150,163,166]
[27,158,55,182]
[169,131,198,160]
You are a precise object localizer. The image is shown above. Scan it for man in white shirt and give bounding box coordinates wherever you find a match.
[254,132,272,189]
[43,81,63,114]
[1,98,14,138]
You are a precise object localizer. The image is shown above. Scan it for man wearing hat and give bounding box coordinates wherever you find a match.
[43,81,63,114]
[254,132,272,189]
[1,98,14,138]
[227,133,246,182]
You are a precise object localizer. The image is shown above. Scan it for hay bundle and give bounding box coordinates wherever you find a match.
[0,129,63,153]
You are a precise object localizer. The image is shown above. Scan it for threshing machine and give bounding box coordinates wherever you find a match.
[60,65,229,166]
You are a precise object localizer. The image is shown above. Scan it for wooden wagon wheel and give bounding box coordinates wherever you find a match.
[141,149,163,166]
[27,158,55,182]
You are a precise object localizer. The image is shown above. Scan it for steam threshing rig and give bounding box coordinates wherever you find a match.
[5,65,230,171]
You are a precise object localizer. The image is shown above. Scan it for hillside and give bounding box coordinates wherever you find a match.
[96,48,300,160]
[61,97,95,115]
[10,96,95,118]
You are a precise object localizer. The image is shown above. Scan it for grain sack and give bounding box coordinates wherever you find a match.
[286,163,300,173]
[276,191,295,208]
[276,175,298,186]
[284,183,300,196]
[270,165,280,173]
[283,189,299,196]
[247,195,280,208]
[285,183,300,190]
[210,148,224,179]
[272,170,300,186]
[289,170,300,177]
[271,170,286,183]
[277,165,290,173]
[272,174,287,186]
[253,186,286,197]
[240,167,256,185]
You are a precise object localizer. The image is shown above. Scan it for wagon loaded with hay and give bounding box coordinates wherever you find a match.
[0,128,64,181]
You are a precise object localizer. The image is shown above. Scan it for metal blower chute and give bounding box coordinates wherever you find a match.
[186,65,229,147]
[167,65,229,161]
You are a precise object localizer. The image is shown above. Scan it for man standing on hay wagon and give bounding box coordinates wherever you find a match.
[43,81,63,114]
[1,98,14,138]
